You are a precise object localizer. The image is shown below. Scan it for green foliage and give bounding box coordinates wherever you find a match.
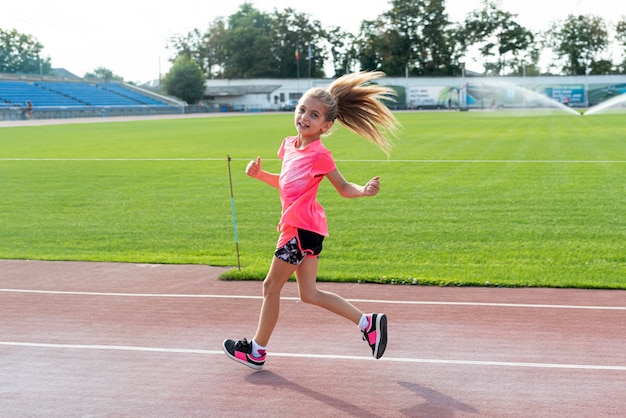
[165,0,625,79]
[221,3,276,79]
[84,66,123,81]
[270,8,326,79]
[326,27,357,78]
[162,56,206,104]
[381,0,457,76]
[461,1,535,76]
[545,14,610,75]
[1,112,625,289]
[616,18,626,73]
[357,0,462,76]
[168,27,222,79]
[0,28,52,75]
[198,4,327,79]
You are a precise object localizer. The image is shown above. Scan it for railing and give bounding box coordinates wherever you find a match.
[0,105,185,121]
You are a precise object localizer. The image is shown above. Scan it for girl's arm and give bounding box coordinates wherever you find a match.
[246,156,279,188]
[326,169,380,198]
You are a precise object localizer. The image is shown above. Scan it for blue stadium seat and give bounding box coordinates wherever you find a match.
[0,80,168,108]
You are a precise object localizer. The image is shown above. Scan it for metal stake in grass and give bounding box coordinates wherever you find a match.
[227,155,241,271]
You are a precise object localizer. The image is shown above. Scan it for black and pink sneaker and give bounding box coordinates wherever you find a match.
[222,338,266,370]
[362,313,388,359]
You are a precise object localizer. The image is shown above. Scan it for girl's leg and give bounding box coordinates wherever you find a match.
[252,256,298,347]
[294,257,362,324]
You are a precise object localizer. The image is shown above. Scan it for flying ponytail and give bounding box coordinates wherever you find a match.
[303,71,399,155]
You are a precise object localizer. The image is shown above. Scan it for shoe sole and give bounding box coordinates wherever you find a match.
[222,340,265,370]
[373,314,388,359]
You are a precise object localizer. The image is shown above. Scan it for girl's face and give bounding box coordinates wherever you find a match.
[294,95,333,140]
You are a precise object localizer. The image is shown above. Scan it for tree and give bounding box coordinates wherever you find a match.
[460,1,535,75]
[204,19,227,79]
[220,3,277,78]
[326,26,357,77]
[0,28,52,75]
[544,14,610,75]
[270,8,326,78]
[84,67,123,81]
[383,0,428,76]
[357,18,390,73]
[164,1,623,78]
[168,5,326,79]
[168,29,208,76]
[614,17,626,73]
[167,19,226,79]
[162,56,206,104]
[419,0,460,76]
[357,0,457,76]
[357,0,428,76]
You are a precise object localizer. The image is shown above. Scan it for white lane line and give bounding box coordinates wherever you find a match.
[349,298,626,310]
[0,341,211,354]
[1,288,624,310]
[0,288,261,300]
[1,341,624,371]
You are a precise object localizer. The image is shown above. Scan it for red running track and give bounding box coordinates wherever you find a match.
[1,260,625,417]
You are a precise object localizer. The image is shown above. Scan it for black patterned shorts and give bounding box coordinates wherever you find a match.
[274,228,324,265]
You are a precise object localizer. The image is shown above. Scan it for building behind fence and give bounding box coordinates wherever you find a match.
[2,73,625,121]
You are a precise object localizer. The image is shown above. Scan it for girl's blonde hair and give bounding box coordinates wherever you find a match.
[304,71,399,155]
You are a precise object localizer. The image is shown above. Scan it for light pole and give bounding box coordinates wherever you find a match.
[35,46,42,76]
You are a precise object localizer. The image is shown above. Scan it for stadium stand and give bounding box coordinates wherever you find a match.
[0,78,184,120]
[98,83,165,106]
[0,81,78,107]
[0,81,169,107]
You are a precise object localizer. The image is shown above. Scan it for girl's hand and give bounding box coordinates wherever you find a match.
[363,176,381,196]
[246,156,262,178]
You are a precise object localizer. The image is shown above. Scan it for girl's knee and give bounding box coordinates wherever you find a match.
[262,275,284,298]
[298,286,319,305]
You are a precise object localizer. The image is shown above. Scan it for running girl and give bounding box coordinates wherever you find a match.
[223,71,400,369]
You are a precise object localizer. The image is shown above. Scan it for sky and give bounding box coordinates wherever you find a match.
[1,0,623,83]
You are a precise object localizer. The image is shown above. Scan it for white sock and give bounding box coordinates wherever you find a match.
[358,314,369,331]
[251,339,266,357]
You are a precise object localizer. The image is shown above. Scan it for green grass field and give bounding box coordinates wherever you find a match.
[1,111,625,289]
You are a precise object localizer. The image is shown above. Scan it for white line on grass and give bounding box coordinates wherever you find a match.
[358,159,626,164]
[1,341,624,371]
[1,158,626,163]
[0,158,226,161]
[1,288,624,310]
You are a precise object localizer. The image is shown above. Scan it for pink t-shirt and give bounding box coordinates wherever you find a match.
[276,136,337,239]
